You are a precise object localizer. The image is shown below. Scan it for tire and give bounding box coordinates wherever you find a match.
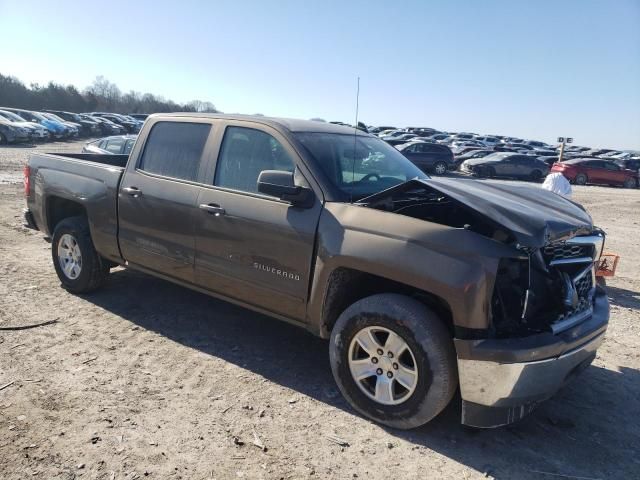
[329,293,457,429]
[433,161,448,175]
[530,170,543,182]
[623,177,637,189]
[51,216,109,293]
[0,132,6,145]
[575,173,588,185]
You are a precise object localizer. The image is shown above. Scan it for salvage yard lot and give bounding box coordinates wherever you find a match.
[0,142,639,479]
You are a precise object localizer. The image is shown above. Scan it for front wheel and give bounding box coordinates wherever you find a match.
[51,216,110,293]
[623,178,637,189]
[329,294,457,429]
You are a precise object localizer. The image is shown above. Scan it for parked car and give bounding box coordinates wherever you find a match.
[128,114,149,122]
[454,149,493,164]
[474,136,500,148]
[382,133,419,146]
[551,158,638,188]
[44,110,100,137]
[40,112,79,137]
[397,141,455,174]
[24,113,610,429]
[79,114,124,135]
[368,126,397,134]
[614,158,640,173]
[0,110,49,141]
[82,135,137,155]
[461,153,550,180]
[0,108,67,139]
[90,113,140,133]
[0,119,31,144]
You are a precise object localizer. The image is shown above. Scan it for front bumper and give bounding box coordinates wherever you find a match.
[454,287,609,428]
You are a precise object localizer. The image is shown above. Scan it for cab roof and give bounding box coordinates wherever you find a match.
[150,113,372,136]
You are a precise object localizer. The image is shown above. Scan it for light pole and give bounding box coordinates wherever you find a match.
[557,136,573,162]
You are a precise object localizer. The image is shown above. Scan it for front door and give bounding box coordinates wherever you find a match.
[118,120,214,282]
[194,123,322,321]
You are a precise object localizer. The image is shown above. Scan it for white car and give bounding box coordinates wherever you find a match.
[0,110,49,140]
[475,136,501,147]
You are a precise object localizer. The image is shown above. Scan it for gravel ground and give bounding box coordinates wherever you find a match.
[0,141,638,479]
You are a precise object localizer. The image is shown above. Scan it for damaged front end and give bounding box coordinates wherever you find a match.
[492,233,604,338]
[358,178,610,427]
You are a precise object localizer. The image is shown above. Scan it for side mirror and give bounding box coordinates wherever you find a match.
[257,170,313,207]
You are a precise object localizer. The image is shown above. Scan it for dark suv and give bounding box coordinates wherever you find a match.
[397,142,455,175]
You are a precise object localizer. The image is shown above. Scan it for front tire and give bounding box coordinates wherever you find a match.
[51,216,110,293]
[329,294,457,429]
[623,178,637,189]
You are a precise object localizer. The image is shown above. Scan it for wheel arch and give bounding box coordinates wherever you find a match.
[46,195,88,235]
[317,267,454,339]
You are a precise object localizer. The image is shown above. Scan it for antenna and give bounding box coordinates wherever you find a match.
[351,76,360,203]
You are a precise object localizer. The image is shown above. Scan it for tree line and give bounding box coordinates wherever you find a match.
[0,73,219,114]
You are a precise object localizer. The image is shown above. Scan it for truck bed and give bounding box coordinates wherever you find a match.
[26,152,128,262]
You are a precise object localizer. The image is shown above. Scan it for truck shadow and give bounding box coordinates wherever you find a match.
[83,268,639,480]
[605,284,640,310]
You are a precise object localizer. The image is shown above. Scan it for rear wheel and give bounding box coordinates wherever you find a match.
[329,293,457,429]
[0,132,6,145]
[574,173,588,185]
[51,216,110,293]
[530,169,543,182]
[433,162,448,175]
[623,177,637,189]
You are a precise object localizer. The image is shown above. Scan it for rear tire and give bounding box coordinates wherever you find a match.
[575,173,588,185]
[623,178,637,189]
[51,216,109,293]
[530,170,543,182]
[433,161,448,175]
[329,293,457,429]
[0,132,6,145]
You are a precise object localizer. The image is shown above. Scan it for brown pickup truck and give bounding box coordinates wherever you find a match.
[24,113,609,428]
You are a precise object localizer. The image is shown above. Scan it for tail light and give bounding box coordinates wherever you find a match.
[23,165,30,196]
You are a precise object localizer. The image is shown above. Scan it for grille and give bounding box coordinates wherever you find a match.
[575,273,593,299]
[543,243,592,262]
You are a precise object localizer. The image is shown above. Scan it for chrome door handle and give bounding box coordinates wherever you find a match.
[122,186,142,197]
[199,203,225,216]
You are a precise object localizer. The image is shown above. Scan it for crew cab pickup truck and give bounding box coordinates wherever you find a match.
[24,114,609,428]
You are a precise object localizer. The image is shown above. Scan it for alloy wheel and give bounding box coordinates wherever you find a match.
[348,326,419,405]
[57,233,83,280]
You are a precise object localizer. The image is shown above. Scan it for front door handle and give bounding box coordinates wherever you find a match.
[122,186,142,197]
[199,203,225,217]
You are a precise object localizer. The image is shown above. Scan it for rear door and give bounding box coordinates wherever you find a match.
[601,162,624,185]
[193,121,323,321]
[118,119,215,283]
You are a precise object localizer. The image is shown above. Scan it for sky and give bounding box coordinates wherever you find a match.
[1,0,639,149]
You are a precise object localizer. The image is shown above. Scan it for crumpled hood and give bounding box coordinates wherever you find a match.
[423,178,593,247]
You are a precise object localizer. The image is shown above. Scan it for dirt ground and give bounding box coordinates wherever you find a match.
[0,141,639,480]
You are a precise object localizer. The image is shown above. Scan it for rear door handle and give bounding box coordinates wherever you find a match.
[122,186,142,197]
[199,203,225,216]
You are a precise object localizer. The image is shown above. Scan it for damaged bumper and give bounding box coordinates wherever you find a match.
[454,287,609,428]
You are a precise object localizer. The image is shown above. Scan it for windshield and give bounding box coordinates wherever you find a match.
[295,132,428,201]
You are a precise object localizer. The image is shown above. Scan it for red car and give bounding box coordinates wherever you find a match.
[551,158,638,188]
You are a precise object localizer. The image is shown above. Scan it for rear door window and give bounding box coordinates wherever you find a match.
[138,122,211,181]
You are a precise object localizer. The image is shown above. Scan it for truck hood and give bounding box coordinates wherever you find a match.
[361,178,594,248]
